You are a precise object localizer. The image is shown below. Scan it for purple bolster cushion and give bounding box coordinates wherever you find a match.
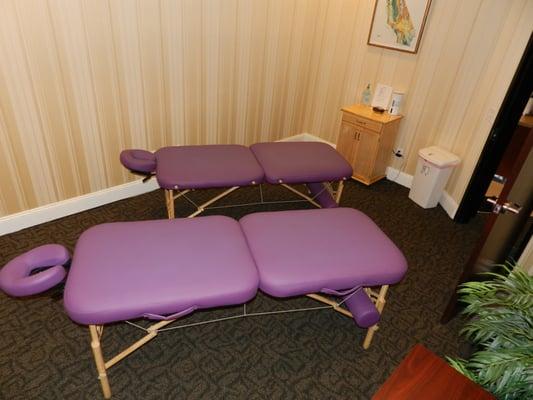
[120,149,157,173]
[306,183,338,208]
[0,244,70,297]
[343,289,380,328]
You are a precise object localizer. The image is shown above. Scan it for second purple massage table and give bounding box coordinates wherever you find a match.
[120,142,353,218]
[0,208,407,398]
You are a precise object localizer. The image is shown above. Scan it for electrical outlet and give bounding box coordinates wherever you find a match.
[394,148,404,158]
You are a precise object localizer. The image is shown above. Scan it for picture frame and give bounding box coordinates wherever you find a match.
[367,0,432,54]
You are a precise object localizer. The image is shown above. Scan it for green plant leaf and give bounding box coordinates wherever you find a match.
[447,263,533,399]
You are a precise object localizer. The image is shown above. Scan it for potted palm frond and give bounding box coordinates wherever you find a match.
[447,263,533,399]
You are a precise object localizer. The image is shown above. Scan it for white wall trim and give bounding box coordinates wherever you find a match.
[279,132,336,148]
[439,191,459,219]
[0,178,159,236]
[385,167,458,218]
[385,167,413,189]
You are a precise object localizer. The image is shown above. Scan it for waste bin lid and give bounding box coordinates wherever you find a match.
[418,146,460,168]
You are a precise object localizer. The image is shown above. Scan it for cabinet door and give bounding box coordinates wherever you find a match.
[352,129,379,181]
[337,122,357,164]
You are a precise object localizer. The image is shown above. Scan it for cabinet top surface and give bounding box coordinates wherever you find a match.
[341,104,402,124]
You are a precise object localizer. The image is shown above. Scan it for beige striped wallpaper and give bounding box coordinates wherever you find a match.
[0,0,532,217]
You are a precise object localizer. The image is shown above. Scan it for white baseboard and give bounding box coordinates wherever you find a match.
[386,167,413,189]
[0,178,159,236]
[386,167,457,218]
[439,190,459,219]
[279,133,336,148]
[278,133,309,142]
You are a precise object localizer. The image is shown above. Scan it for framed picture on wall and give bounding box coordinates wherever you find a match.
[368,0,432,54]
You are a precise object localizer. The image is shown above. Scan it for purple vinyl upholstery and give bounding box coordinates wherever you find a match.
[343,290,380,328]
[64,216,259,325]
[0,244,69,297]
[250,142,353,184]
[154,145,264,189]
[305,182,338,208]
[240,208,407,298]
[1,206,406,331]
[120,149,157,174]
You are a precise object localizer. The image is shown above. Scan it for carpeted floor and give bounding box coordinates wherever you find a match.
[0,180,484,399]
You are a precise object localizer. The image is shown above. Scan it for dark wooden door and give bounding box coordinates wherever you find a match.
[442,120,533,322]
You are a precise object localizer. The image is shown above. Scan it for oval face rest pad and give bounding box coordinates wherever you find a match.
[119,149,156,174]
[0,244,70,297]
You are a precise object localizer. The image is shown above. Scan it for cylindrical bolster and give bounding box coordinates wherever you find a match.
[120,149,156,173]
[306,183,338,208]
[0,244,70,297]
[343,289,380,328]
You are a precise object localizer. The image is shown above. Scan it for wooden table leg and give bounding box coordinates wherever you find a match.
[89,325,112,399]
[363,285,388,349]
[335,180,345,204]
[165,189,175,219]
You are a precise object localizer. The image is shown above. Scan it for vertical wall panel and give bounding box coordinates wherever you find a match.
[0,106,29,213]
[0,0,531,217]
[48,0,108,190]
[0,2,60,206]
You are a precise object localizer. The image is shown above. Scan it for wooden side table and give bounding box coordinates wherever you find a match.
[372,344,495,400]
[337,104,402,185]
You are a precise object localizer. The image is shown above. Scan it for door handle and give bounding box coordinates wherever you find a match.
[501,202,522,214]
[486,197,522,214]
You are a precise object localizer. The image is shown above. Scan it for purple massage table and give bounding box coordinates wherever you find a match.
[120,142,353,218]
[0,208,407,399]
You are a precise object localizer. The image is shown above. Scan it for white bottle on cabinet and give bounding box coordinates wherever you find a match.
[361,84,372,106]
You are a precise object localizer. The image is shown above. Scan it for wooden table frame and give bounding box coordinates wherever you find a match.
[164,180,345,219]
[88,284,389,399]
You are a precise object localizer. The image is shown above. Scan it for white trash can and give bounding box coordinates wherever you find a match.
[409,146,460,208]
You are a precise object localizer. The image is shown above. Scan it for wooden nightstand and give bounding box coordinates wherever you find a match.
[337,104,403,185]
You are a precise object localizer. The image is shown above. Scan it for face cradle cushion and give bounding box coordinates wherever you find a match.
[154,145,265,189]
[63,216,259,325]
[0,244,69,297]
[119,149,156,174]
[240,207,407,298]
[250,142,353,184]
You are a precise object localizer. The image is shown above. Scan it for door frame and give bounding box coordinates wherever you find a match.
[454,32,533,224]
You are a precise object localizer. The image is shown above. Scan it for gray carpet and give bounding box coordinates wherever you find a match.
[0,180,484,399]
